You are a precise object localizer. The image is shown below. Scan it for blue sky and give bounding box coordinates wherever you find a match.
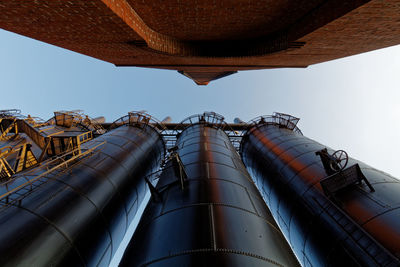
[1,29,399,178]
[1,28,400,265]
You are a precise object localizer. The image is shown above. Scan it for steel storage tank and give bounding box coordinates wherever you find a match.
[240,113,400,266]
[0,114,165,266]
[119,113,299,266]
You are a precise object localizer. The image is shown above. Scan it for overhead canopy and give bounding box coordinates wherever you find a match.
[1,0,400,84]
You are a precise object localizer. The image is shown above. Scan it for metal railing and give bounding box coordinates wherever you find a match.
[51,110,106,134]
[0,141,105,206]
[247,112,302,135]
[109,111,166,131]
[0,109,22,118]
[175,112,242,151]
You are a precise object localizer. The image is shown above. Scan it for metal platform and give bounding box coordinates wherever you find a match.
[320,164,375,197]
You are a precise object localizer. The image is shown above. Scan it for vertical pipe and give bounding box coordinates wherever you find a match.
[240,120,400,266]
[0,124,165,267]
[120,123,299,266]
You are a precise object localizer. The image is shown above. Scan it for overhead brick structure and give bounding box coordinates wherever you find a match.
[1,0,400,85]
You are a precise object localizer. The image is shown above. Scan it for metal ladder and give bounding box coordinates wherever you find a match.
[313,196,399,266]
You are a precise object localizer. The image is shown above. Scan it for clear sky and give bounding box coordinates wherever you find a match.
[1,28,400,265]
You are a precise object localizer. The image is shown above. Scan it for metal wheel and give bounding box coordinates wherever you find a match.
[329,150,348,172]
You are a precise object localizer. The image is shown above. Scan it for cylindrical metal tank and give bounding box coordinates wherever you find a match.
[120,120,299,266]
[0,123,165,266]
[240,116,400,266]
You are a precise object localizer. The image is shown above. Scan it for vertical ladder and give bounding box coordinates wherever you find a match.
[313,196,398,266]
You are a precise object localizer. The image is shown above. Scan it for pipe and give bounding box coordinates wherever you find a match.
[240,120,400,266]
[120,123,299,266]
[0,124,165,267]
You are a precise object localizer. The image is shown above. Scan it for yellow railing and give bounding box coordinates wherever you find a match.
[0,141,105,202]
[0,119,17,141]
[77,131,93,145]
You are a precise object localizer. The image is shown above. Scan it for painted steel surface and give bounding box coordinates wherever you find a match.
[120,124,299,266]
[241,123,400,266]
[0,124,164,267]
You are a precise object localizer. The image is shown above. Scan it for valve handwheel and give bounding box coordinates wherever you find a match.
[330,150,348,172]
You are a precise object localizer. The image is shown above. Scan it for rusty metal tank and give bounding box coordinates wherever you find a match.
[119,113,299,266]
[0,114,165,267]
[240,113,400,266]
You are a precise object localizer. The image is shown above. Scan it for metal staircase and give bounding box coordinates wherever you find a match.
[0,141,105,209]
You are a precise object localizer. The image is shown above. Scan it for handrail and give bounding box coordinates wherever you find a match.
[0,141,106,201]
[179,111,225,127]
[0,109,21,118]
[176,112,241,151]
[109,111,166,132]
[51,110,106,134]
[247,112,302,135]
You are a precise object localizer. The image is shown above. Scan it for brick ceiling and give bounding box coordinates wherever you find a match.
[1,0,399,85]
[126,0,324,41]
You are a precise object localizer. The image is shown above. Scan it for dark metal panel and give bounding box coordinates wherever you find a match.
[66,162,128,248]
[120,124,299,267]
[0,205,84,267]
[143,252,275,266]
[241,123,400,266]
[18,179,112,266]
[0,124,165,266]
[97,244,113,267]
[363,208,400,253]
